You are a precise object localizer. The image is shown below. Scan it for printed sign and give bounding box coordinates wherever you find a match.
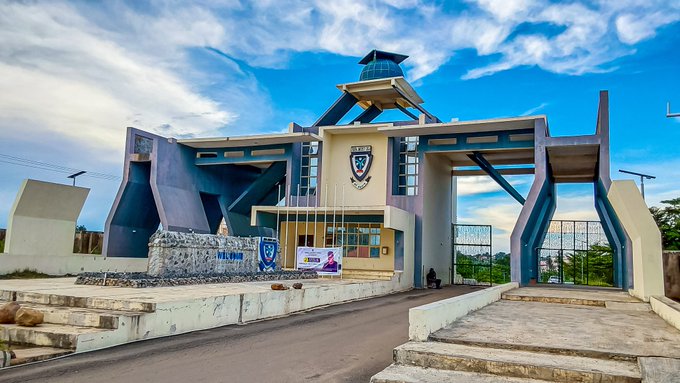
[350,145,373,189]
[259,238,278,272]
[296,247,343,276]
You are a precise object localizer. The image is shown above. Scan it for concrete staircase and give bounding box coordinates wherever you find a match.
[374,341,641,383]
[0,290,153,367]
[372,287,680,382]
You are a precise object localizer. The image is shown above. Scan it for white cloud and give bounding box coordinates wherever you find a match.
[457,175,529,196]
[616,12,679,44]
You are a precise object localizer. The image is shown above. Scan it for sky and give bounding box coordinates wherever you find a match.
[0,0,679,252]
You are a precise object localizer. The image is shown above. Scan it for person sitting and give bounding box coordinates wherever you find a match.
[426,268,442,289]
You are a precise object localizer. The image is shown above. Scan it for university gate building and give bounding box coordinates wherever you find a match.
[103,50,635,290]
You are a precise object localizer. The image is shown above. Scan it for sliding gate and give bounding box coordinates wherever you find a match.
[452,224,502,285]
[537,220,614,286]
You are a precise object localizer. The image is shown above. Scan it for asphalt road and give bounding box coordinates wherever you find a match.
[0,285,482,383]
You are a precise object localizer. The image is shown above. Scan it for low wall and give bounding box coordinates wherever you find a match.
[663,251,680,300]
[147,230,279,277]
[409,282,518,341]
[0,253,147,275]
[650,295,680,332]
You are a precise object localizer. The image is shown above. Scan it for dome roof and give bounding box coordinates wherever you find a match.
[358,50,409,82]
[360,59,404,81]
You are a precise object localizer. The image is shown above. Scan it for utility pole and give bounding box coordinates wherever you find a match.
[618,169,655,200]
[67,171,86,186]
[667,102,680,118]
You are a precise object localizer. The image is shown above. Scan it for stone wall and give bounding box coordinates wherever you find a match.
[147,230,279,277]
[663,251,680,300]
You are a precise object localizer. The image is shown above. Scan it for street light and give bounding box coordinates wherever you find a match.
[67,171,86,186]
[667,102,680,118]
[618,169,655,200]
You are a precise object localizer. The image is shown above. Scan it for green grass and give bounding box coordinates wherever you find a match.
[0,268,55,280]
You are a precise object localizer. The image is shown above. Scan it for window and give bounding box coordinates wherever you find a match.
[300,141,319,196]
[325,223,381,258]
[398,136,419,195]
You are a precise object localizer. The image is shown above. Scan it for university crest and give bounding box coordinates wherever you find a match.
[350,145,373,190]
[259,238,278,272]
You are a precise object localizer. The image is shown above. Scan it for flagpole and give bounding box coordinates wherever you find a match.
[313,187,318,248]
[294,184,300,270]
[332,183,337,246]
[324,183,328,247]
[305,191,310,248]
[341,183,346,249]
[284,184,290,269]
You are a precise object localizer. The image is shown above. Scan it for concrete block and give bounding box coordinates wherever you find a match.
[371,364,560,383]
[639,357,680,383]
[650,295,680,332]
[4,179,89,257]
[394,341,640,383]
[409,282,517,341]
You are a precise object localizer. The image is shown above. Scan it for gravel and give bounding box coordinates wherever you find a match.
[75,270,318,288]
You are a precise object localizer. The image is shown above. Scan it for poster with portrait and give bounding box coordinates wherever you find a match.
[296,247,342,276]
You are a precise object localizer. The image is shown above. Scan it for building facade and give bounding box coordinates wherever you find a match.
[103,50,631,289]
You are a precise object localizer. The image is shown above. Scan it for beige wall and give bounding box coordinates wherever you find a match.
[607,180,664,301]
[421,154,453,285]
[5,179,89,257]
[319,131,388,207]
[279,221,395,271]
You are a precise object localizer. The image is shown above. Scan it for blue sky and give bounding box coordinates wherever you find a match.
[0,0,678,252]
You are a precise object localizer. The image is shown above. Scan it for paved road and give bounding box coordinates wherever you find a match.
[0,285,482,383]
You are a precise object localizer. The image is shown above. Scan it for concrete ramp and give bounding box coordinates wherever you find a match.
[4,179,89,256]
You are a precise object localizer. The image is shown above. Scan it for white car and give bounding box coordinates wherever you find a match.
[547,276,561,284]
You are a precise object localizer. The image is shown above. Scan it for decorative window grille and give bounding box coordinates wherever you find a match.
[398,136,419,195]
[325,223,382,258]
[300,141,319,196]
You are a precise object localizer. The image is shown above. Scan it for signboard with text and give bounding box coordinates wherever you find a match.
[296,247,343,276]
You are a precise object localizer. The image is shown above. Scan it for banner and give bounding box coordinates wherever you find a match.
[296,247,342,276]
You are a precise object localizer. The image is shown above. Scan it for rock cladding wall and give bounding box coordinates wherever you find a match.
[147,230,278,277]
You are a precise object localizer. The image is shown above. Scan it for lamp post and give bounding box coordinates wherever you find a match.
[67,171,86,186]
[667,102,680,118]
[618,169,655,200]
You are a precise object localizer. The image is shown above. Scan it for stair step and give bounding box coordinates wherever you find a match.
[1,290,155,313]
[342,270,394,281]
[9,346,73,366]
[501,288,639,307]
[371,364,551,383]
[0,300,144,329]
[1,323,113,349]
[394,341,641,383]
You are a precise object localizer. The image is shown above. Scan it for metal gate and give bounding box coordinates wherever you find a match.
[537,220,614,286]
[452,224,501,285]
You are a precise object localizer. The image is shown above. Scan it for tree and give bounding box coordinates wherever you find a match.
[650,198,680,250]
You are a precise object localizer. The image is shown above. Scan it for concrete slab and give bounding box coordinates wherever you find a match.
[0,276,411,353]
[394,341,640,383]
[10,346,72,366]
[371,364,550,383]
[639,357,680,383]
[502,287,639,306]
[605,301,652,312]
[431,300,680,360]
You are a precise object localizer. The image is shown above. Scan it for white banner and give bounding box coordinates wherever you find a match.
[296,247,343,276]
